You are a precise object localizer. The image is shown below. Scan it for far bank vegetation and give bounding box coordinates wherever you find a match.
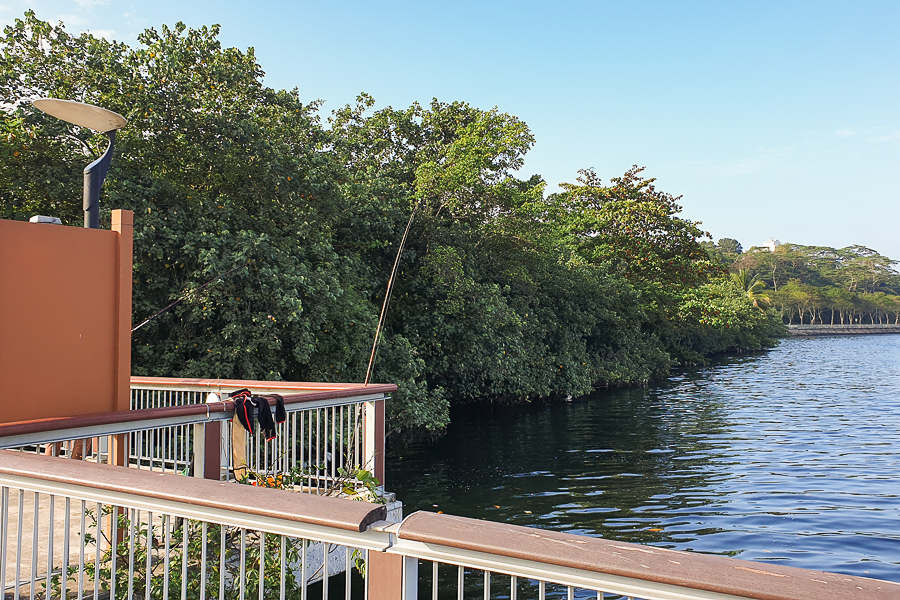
[704,240,900,326]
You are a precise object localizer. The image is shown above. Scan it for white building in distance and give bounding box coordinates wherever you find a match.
[762,238,782,252]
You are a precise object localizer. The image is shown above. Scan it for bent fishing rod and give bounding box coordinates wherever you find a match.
[131,262,247,333]
[364,202,419,386]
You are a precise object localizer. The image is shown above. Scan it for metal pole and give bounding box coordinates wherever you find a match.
[82,130,116,229]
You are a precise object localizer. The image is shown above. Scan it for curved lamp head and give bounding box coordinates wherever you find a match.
[33,98,126,132]
[33,98,127,228]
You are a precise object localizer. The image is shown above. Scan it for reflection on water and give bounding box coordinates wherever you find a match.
[387,335,900,582]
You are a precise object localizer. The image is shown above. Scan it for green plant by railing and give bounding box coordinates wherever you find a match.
[46,503,362,600]
[237,462,386,505]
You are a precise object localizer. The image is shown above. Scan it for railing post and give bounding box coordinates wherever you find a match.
[363,398,386,484]
[364,401,376,474]
[367,551,403,600]
[204,421,222,480]
[108,433,127,467]
[107,432,128,544]
[192,421,223,480]
[192,423,206,478]
[376,398,386,485]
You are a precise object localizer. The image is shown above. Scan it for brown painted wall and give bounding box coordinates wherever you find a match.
[0,211,133,423]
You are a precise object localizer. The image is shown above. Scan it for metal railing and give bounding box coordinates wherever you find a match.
[1,378,393,494]
[129,384,207,475]
[3,451,897,600]
[129,378,387,488]
[0,450,385,600]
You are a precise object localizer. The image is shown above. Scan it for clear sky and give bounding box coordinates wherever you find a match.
[5,1,900,259]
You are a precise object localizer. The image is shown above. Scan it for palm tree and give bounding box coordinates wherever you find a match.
[731,269,771,310]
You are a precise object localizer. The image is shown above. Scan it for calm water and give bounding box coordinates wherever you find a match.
[387,335,900,582]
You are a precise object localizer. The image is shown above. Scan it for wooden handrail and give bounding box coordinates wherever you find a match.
[396,511,900,600]
[0,450,386,532]
[131,376,397,392]
[0,384,394,440]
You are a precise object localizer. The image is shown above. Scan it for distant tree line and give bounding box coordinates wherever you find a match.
[1,13,786,434]
[704,239,900,325]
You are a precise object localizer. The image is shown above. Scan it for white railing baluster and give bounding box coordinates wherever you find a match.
[323,540,330,600]
[339,405,345,473]
[345,543,352,600]
[148,512,155,600]
[301,538,307,600]
[432,561,439,600]
[290,411,298,472]
[239,528,247,600]
[315,409,322,493]
[13,490,22,600]
[201,521,208,600]
[29,492,37,600]
[93,501,101,600]
[62,496,70,600]
[280,535,287,600]
[160,426,168,473]
[331,406,337,483]
[182,517,188,600]
[299,411,307,487]
[109,505,117,600]
[364,549,370,600]
[356,404,362,469]
[126,508,135,600]
[78,499,86,600]
[0,487,6,600]
[219,523,226,600]
[259,532,265,600]
[47,494,55,597]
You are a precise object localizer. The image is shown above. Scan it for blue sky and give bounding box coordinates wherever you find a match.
[5,1,900,259]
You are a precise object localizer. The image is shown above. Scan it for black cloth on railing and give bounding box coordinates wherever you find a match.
[228,389,286,441]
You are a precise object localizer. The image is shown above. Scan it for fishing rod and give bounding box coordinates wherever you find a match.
[131,262,247,333]
[364,202,420,386]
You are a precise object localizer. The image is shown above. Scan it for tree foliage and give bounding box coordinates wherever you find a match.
[2,12,785,434]
[733,242,900,325]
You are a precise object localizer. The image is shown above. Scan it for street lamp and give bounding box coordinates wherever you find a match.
[33,99,127,229]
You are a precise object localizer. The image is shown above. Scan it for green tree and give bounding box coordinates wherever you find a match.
[1,12,374,384]
[551,166,718,288]
[824,286,854,325]
[730,269,770,310]
[2,12,788,434]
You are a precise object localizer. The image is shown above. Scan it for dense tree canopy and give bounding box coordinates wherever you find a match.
[730,243,900,325]
[2,12,786,434]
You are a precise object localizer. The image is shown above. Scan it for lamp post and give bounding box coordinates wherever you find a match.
[33,99,127,229]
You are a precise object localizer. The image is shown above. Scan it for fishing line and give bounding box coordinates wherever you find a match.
[365,202,419,386]
[131,262,247,333]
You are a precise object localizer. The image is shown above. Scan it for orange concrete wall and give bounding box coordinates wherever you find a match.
[0,211,133,423]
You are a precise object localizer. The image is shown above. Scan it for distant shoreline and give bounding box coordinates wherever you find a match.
[788,324,900,336]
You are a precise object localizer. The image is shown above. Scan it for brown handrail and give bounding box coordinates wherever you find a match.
[0,383,395,440]
[131,376,397,392]
[397,511,900,600]
[0,450,386,531]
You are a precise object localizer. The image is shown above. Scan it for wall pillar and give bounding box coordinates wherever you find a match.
[111,209,133,414]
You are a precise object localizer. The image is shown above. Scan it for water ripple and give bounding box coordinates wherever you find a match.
[388,335,900,582]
